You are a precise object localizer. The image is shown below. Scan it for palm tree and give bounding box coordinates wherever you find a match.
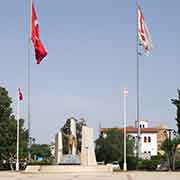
[165,89,180,170]
[161,137,180,170]
[171,89,180,135]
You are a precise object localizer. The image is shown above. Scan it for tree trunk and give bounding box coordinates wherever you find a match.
[172,155,176,171]
[172,146,177,171]
[9,154,15,171]
[10,162,14,171]
[9,158,14,171]
[170,149,175,171]
[166,153,171,171]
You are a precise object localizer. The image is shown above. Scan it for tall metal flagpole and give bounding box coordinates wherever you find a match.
[27,0,32,161]
[136,3,141,159]
[123,88,128,171]
[16,90,20,171]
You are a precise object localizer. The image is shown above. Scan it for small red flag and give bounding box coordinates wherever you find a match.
[31,2,47,64]
[18,88,23,101]
[123,88,128,97]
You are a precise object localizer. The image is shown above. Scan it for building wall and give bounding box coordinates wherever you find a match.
[141,133,157,157]
[129,132,157,158]
[135,120,148,128]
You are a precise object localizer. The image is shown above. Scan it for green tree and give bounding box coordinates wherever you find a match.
[95,129,134,164]
[0,87,28,169]
[161,89,180,171]
[31,144,51,161]
[161,137,180,170]
[169,89,180,170]
[171,89,180,135]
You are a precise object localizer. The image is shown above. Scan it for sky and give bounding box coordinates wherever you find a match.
[0,0,180,144]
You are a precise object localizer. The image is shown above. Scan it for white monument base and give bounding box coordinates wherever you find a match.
[60,154,80,165]
[55,131,63,164]
[81,126,97,166]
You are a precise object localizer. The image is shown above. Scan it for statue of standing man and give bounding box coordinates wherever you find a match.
[67,131,77,154]
[61,118,77,155]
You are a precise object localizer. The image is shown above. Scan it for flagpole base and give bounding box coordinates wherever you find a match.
[16,162,19,171]
[123,162,127,171]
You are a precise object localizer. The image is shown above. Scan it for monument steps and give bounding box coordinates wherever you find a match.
[25,165,113,173]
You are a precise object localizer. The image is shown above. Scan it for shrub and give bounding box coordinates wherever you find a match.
[118,157,138,170]
[151,154,165,161]
[137,159,160,170]
[0,163,9,171]
[27,160,52,166]
[0,160,26,170]
[175,160,180,170]
[119,158,162,171]
[127,157,138,170]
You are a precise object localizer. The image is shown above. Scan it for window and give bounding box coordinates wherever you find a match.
[140,124,142,128]
[144,136,147,143]
[148,136,151,143]
[143,124,145,128]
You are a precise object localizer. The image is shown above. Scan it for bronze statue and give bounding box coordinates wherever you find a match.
[62,130,77,154]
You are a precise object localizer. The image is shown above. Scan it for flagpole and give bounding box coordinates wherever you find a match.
[16,90,20,171]
[27,0,32,161]
[136,3,141,159]
[123,88,127,171]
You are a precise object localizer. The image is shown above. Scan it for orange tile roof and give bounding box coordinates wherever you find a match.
[101,127,159,133]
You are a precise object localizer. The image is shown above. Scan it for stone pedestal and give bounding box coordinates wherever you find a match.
[81,126,97,166]
[60,154,80,165]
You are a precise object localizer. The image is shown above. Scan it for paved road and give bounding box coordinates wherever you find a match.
[0,171,180,180]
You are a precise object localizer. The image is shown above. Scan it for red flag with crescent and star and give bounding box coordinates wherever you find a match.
[18,88,23,101]
[31,2,47,64]
[138,6,153,54]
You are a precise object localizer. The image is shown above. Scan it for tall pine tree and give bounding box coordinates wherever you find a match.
[0,87,28,168]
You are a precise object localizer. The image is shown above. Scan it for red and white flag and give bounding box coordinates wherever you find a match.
[18,88,23,101]
[138,6,153,54]
[31,2,47,64]
[123,88,128,97]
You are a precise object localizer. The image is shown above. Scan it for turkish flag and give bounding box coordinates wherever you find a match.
[138,6,153,54]
[18,88,23,101]
[31,2,47,64]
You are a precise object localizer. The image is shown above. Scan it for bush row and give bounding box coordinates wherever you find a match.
[119,156,161,170]
[119,157,180,171]
[175,160,180,169]
[27,160,52,166]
